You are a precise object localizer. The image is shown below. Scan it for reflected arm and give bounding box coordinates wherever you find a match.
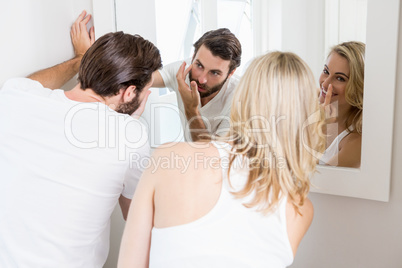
[152,70,166,88]
[176,62,209,141]
[185,109,209,141]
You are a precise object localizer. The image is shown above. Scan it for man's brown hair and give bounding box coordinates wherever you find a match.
[78,32,162,96]
[193,28,241,74]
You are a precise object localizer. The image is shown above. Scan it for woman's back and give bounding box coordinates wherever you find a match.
[149,142,294,268]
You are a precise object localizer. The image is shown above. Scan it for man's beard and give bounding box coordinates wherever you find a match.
[115,96,141,115]
[189,71,229,98]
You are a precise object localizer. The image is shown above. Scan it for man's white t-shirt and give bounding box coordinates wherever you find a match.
[159,59,239,141]
[0,78,150,267]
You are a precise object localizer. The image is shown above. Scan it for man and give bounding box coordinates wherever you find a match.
[152,28,242,141]
[0,11,161,267]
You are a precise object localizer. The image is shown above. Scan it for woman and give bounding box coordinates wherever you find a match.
[118,52,324,268]
[319,41,365,168]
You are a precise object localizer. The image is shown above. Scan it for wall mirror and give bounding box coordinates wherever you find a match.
[310,0,398,202]
[93,0,399,201]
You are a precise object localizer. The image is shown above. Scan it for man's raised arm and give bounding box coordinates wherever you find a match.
[28,10,95,89]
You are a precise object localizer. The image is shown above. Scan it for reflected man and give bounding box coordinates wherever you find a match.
[152,28,242,141]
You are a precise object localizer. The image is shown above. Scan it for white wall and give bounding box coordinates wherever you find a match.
[255,0,325,83]
[0,0,92,89]
[290,4,402,267]
[115,0,157,44]
[281,0,325,84]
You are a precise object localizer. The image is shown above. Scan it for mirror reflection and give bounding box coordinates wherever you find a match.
[317,0,367,168]
[116,0,368,167]
[318,42,365,168]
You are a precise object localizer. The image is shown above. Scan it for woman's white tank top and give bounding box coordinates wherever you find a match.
[149,141,294,268]
[319,126,354,165]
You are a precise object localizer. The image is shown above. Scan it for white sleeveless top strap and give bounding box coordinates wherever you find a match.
[319,126,354,165]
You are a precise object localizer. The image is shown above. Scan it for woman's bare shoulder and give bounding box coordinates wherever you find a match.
[341,131,362,147]
[153,141,217,155]
[149,141,221,179]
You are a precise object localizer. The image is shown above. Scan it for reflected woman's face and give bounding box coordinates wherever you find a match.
[319,52,351,110]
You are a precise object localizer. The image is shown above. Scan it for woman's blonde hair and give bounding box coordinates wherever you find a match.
[221,51,324,214]
[329,41,365,134]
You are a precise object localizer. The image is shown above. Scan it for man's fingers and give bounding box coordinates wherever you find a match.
[179,61,186,72]
[82,13,91,24]
[177,62,187,79]
[74,10,86,33]
[190,81,198,93]
[78,10,87,20]
[70,11,95,58]
[184,64,193,77]
[190,81,200,102]
[80,14,92,31]
[89,26,95,44]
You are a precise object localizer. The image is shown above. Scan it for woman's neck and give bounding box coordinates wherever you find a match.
[334,105,353,135]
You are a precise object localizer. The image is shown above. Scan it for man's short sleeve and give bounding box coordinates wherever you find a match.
[214,107,232,137]
[1,78,51,95]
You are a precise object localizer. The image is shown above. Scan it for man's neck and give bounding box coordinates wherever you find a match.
[64,84,106,104]
[200,90,220,107]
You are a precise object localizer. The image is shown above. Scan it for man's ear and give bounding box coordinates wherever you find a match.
[228,68,237,78]
[122,85,137,102]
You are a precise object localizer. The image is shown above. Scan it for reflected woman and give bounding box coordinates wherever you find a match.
[319,41,365,168]
[117,52,324,268]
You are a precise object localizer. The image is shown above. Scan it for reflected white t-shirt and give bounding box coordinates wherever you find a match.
[0,78,150,268]
[319,127,353,165]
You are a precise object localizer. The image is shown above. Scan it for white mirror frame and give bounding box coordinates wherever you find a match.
[92,0,399,202]
[310,0,399,202]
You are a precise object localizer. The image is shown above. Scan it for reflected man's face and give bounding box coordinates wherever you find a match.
[189,45,232,99]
